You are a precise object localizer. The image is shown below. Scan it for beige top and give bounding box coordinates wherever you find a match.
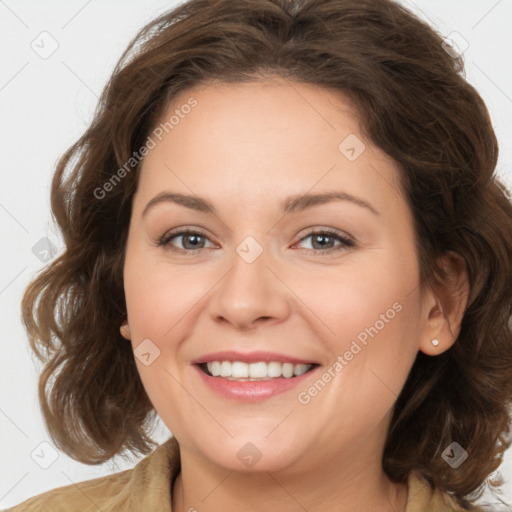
[5,436,483,511]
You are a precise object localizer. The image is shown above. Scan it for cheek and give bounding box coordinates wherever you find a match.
[123,250,211,341]
[122,253,218,405]
[299,253,417,345]
[326,255,421,397]
[122,253,201,413]
[298,251,420,406]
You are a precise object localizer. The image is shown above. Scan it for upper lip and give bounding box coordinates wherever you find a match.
[191,350,319,365]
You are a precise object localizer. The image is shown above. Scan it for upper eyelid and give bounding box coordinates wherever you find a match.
[160,228,214,245]
[160,227,349,239]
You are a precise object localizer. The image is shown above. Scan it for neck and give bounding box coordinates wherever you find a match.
[171,439,408,512]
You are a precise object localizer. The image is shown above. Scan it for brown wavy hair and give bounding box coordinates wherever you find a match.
[21,0,512,509]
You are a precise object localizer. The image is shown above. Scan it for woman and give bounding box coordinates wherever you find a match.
[8,0,512,510]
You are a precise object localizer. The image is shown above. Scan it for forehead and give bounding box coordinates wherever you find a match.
[133,78,404,217]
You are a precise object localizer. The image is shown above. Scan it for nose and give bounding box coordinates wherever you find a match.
[207,241,291,331]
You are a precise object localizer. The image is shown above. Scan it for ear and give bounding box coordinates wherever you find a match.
[120,320,131,340]
[418,251,470,356]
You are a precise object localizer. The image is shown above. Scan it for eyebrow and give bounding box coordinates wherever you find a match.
[142,191,379,217]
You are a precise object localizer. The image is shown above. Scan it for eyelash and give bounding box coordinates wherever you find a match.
[157,228,355,255]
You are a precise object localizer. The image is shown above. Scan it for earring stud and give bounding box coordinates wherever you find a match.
[432,339,439,346]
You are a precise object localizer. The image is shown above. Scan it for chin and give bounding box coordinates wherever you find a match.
[201,436,306,474]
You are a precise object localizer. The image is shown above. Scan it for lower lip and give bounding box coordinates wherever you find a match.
[193,364,319,401]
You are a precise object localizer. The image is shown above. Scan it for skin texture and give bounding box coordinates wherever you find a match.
[120,77,469,512]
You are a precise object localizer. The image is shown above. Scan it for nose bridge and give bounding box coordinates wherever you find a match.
[208,235,289,328]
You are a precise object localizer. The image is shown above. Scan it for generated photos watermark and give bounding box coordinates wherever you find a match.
[297,301,403,405]
[93,97,198,200]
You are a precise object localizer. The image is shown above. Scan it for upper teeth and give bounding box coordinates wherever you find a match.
[206,361,312,379]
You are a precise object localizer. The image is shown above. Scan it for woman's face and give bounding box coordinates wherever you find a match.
[121,78,433,474]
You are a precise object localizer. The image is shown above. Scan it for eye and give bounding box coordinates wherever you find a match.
[158,229,215,252]
[156,227,355,255]
[295,229,354,254]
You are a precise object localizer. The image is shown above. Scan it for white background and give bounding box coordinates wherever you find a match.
[1,0,511,509]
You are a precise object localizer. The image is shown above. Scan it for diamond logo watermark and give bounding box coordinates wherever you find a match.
[31,31,59,60]
[236,236,263,264]
[442,31,469,58]
[237,442,262,468]
[441,441,468,468]
[134,338,161,366]
[32,237,58,263]
[31,441,59,469]
[338,134,366,161]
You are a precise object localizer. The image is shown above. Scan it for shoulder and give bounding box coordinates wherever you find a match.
[406,470,490,512]
[4,466,135,512]
[4,436,181,512]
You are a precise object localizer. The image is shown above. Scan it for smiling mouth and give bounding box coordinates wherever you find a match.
[198,361,320,381]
